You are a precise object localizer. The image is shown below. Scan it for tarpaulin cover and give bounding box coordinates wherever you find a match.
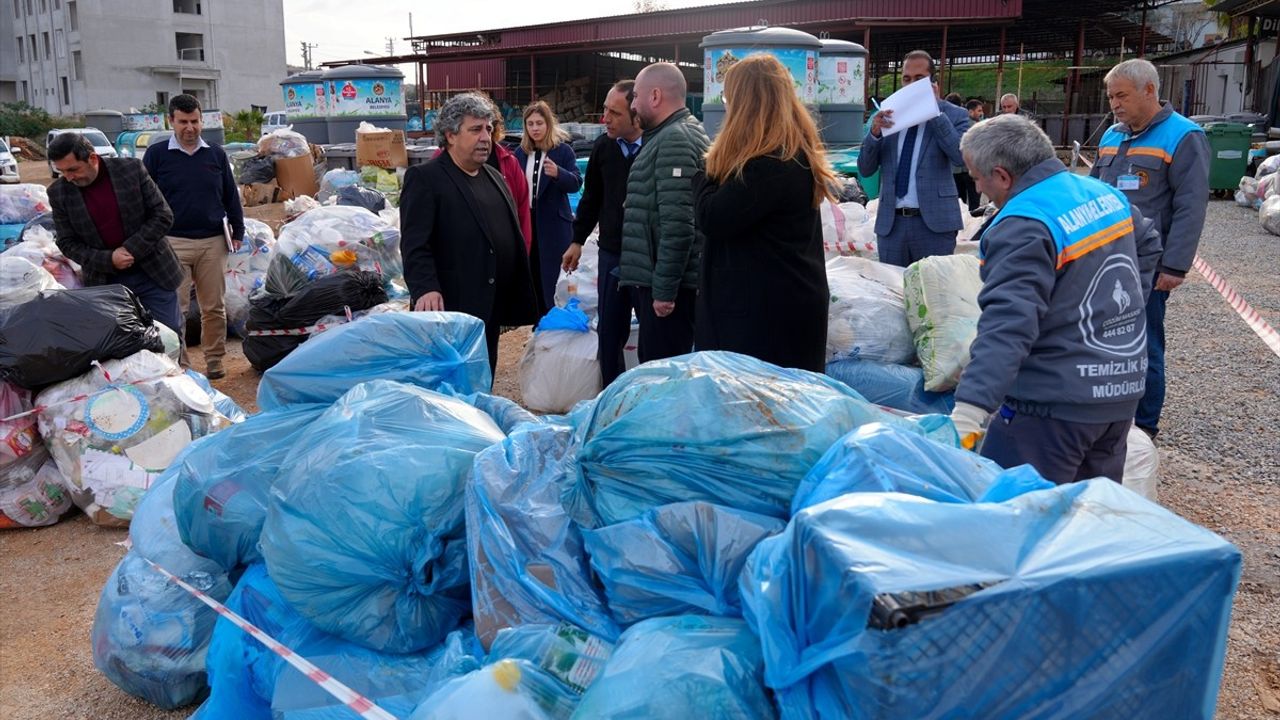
[0,285,163,389]
[257,311,491,411]
[91,462,232,709]
[570,615,776,719]
[467,423,618,649]
[565,351,940,526]
[174,404,326,571]
[261,380,510,653]
[583,501,784,625]
[790,423,1054,514]
[825,358,954,415]
[195,564,484,720]
[741,480,1242,720]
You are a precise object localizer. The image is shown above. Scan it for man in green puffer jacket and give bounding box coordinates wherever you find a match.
[621,62,711,362]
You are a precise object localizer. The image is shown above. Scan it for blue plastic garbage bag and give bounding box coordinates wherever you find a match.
[571,615,776,719]
[184,369,248,423]
[195,564,484,720]
[825,358,954,415]
[488,623,614,695]
[566,351,940,526]
[583,502,784,625]
[409,659,578,720]
[174,403,327,572]
[468,423,618,650]
[742,480,1243,720]
[536,297,590,333]
[261,380,510,653]
[791,423,1054,513]
[91,463,233,709]
[256,312,492,411]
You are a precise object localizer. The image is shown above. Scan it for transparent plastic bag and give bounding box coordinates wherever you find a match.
[571,616,775,720]
[553,237,599,320]
[257,311,490,411]
[0,447,73,529]
[266,205,405,299]
[317,168,361,202]
[825,256,914,364]
[0,183,51,224]
[742,480,1241,719]
[0,256,62,310]
[820,201,877,259]
[468,423,618,650]
[258,127,310,158]
[583,501,784,625]
[1261,195,1280,236]
[903,254,982,391]
[488,623,614,695]
[0,223,82,288]
[35,350,232,526]
[260,381,511,653]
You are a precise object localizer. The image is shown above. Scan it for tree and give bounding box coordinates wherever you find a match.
[634,0,668,12]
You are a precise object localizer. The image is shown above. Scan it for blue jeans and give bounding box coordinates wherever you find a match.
[1134,289,1169,433]
[115,268,182,336]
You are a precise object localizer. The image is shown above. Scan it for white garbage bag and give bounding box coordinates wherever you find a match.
[825,256,915,365]
[554,235,600,320]
[1261,195,1280,236]
[903,254,982,392]
[519,330,602,414]
[1256,153,1280,178]
[0,256,63,310]
[1,224,82,288]
[820,201,877,259]
[1122,426,1159,502]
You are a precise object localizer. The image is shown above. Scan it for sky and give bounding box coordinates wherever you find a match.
[282,0,740,68]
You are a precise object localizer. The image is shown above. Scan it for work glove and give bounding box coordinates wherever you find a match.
[951,402,991,451]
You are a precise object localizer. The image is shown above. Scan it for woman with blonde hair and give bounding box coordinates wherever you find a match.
[694,53,836,372]
[515,100,581,314]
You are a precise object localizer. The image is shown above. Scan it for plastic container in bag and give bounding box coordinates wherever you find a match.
[260,381,513,653]
[265,205,405,299]
[741,479,1242,719]
[409,659,575,720]
[824,256,914,364]
[790,422,1053,514]
[571,616,775,719]
[35,351,233,526]
[488,623,614,695]
[467,423,618,650]
[566,351,943,526]
[256,311,491,411]
[583,501,784,625]
[92,464,233,709]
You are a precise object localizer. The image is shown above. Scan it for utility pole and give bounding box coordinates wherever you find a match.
[385,37,395,56]
[300,41,317,70]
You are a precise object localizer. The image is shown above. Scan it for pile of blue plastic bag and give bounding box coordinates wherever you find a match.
[88,329,1243,720]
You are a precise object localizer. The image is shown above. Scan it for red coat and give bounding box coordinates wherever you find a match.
[432,145,532,253]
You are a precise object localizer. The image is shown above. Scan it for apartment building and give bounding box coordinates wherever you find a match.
[6,0,286,115]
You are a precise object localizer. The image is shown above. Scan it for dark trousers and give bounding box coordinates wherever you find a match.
[596,248,634,385]
[980,403,1131,485]
[484,319,500,387]
[955,171,981,212]
[630,285,696,364]
[115,268,182,336]
[877,213,958,268]
[1134,289,1169,434]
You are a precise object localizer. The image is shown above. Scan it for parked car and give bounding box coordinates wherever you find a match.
[114,130,173,160]
[261,110,288,136]
[47,128,118,177]
[0,137,18,184]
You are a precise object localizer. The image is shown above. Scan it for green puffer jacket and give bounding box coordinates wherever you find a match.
[619,108,711,301]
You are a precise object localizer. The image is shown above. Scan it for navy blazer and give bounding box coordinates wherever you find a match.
[514,142,582,302]
[858,99,972,236]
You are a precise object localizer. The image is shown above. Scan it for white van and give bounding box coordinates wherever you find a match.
[47,128,118,178]
[261,110,289,136]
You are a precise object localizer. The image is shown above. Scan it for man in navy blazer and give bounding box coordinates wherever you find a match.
[858,50,972,267]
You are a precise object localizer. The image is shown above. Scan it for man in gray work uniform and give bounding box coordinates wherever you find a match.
[950,115,1162,484]
[1091,58,1210,438]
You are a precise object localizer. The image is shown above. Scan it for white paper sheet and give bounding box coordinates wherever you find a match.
[124,421,192,472]
[877,79,941,138]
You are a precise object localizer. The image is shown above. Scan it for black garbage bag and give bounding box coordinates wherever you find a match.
[0,285,164,389]
[838,176,868,205]
[237,155,276,185]
[336,185,387,213]
[243,270,388,371]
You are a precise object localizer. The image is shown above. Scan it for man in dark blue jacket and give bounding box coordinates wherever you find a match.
[143,94,243,379]
[951,115,1162,485]
[564,79,644,385]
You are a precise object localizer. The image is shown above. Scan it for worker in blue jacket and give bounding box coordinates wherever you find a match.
[951,115,1163,484]
[1091,58,1210,438]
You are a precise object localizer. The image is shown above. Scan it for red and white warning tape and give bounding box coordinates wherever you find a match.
[140,556,400,720]
[1193,253,1280,358]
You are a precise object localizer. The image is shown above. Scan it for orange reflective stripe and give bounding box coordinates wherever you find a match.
[1057,217,1134,269]
[1098,147,1119,157]
[1124,146,1173,163]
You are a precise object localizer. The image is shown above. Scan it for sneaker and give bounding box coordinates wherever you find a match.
[206,361,226,380]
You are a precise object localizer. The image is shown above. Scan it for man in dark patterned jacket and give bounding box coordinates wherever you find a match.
[47,132,182,332]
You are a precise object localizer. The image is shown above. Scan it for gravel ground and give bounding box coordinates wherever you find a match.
[1,198,1277,718]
